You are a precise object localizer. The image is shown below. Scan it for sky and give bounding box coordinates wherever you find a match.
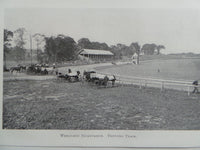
[4,6,200,54]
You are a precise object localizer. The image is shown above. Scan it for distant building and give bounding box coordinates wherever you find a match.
[140,51,144,56]
[131,53,138,64]
[78,49,114,61]
[131,53,138,59]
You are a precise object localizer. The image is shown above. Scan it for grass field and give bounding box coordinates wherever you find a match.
[97,58,200,81]
[3,80,200,130]
[3,57,200,130]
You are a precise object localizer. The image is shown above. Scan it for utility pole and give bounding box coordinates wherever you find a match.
[55,50,57,65]
[36,42,39,62]
[3,47,6,71]
[32,33,45,63]
[30,34,32,65]
[137,50,140,65]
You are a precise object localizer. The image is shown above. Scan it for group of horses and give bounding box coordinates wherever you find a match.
[9,65,27,73]
[57,69,116,87]
[9,64,57,75]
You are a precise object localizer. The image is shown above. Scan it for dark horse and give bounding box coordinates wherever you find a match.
[20,65,27,72]
[10,65,27,73]
[10,66,21,73]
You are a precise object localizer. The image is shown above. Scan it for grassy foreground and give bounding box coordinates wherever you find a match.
[3,79,200,130]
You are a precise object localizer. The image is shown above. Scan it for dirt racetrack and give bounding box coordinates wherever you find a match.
[3,79,200,130]
[96,58,200,81]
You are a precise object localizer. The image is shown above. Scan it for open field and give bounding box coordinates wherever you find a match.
[97,58,200,81]
[3,57,200,130]
[3,80,200,130]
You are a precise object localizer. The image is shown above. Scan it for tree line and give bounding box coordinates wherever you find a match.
[4,28,165,68]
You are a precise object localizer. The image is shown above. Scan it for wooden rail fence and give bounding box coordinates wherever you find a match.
[96,71,199,96]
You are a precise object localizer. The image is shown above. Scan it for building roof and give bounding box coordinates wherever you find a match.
[79,49,114,56]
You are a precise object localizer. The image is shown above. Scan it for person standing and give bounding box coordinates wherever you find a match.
[192,80,199,93]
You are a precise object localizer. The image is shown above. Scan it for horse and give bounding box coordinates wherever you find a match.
[10,66,21,73]
[20,65,27,72]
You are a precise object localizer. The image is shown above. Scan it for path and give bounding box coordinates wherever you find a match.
[3,61,196,93]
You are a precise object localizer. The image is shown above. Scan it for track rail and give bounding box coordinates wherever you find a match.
[96,71,199,95]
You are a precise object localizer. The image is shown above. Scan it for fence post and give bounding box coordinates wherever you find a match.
[139,80,142,89]
[121,78,124,87]
[118,77,121,86]
[144,80,147,88]
[131,81,134,86]
[161,81,164,91]
[187,86,190,96]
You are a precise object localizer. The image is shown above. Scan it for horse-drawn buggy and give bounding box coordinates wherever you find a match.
[57,69,81,82]
[83,71,116,87]
[26,64,57,75]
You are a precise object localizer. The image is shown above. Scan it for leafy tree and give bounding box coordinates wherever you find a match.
[44,36,55,62]
[12,46,26,61]
[156,45,165,55]
[141,43,157,55]
[117,44,132,57]
[78,38,91,49]
[4,29,13,70]
[130,42,140,64]
[14,28,26,48]
[32,33,45,62]
[110,44,125,59]
[78,38,110,50]
[90,42,110,50]
[44,35,77,63]
[99,42,110,50]
[110,43,136,59]
[110,45,120,59]
[14,28,27,62]
[37,49,48,63]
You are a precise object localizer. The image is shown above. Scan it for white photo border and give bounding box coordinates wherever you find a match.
[1,0,200,148]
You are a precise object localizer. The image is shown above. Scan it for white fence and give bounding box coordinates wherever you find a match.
[96,71,199,96]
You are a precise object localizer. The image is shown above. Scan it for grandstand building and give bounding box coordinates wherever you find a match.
[78,49,114,61]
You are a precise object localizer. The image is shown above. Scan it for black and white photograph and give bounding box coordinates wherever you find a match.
[3,4,200,130]
[1,0,200,148]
